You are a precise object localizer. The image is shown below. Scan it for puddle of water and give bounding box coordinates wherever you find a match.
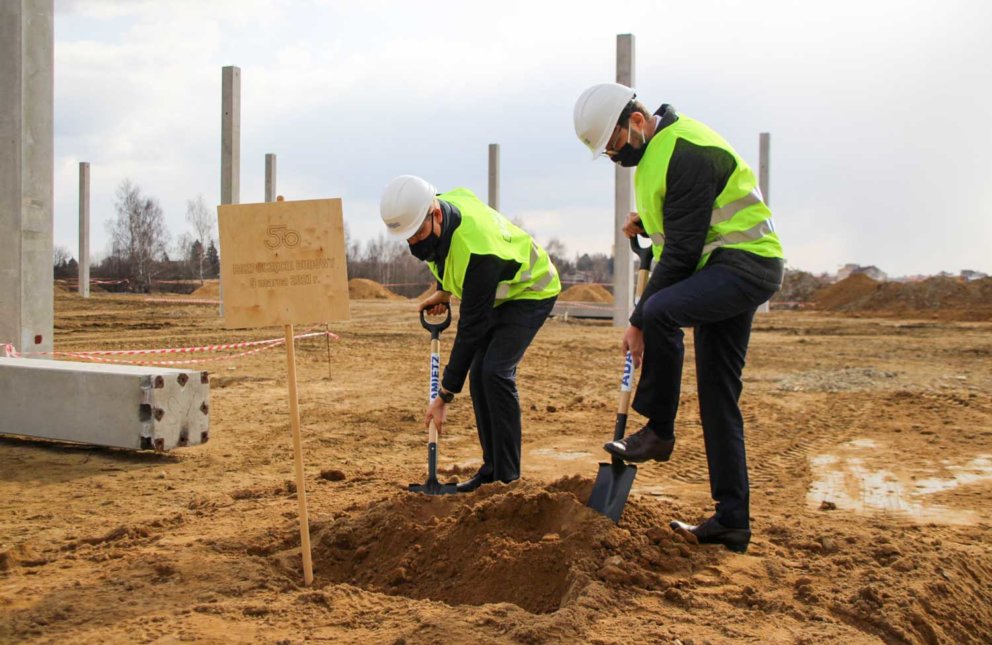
[531,448,592,461]
[808,440,992,525]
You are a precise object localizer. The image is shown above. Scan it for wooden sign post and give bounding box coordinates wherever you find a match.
[217,198,350,586]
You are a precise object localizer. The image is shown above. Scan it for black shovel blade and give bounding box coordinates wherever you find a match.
[408,478,458,496]
[587,461,637,523]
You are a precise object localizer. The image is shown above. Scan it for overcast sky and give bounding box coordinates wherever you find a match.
[52,0,992,277]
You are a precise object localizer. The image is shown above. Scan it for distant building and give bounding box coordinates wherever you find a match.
[837,264,887,282]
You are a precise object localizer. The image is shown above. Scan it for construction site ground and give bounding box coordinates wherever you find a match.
[1,290,991,644]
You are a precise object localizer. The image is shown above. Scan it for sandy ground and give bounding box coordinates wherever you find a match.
[1,292,991,644]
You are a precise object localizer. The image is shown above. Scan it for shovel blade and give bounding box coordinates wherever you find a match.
[587,462,637,523]
[409,478,458,496]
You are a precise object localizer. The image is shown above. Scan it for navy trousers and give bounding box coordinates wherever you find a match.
[469,297,556,483]
[632,265,776,529]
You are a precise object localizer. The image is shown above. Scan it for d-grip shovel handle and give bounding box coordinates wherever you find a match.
[420,306,452,340]
[630,233,653,302]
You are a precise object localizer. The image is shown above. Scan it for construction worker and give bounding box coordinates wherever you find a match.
[573,83,785,553]
[379,176,561,492]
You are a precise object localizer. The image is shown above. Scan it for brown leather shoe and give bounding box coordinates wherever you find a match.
[670,516,751,553]
[603,426,674,463]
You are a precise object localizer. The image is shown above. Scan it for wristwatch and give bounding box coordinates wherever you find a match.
[437,389,455,404]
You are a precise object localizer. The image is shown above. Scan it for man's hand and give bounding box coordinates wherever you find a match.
[622,324,645,368]
[622,211,646,239]
[425,395,447,433]
[418,289,451,316]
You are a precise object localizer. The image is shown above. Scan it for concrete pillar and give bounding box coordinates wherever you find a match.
[759,132,770,206]
[78,162,90,298]
[265,153,277,202]
[487,143,500,211]
[221,66,240,205]
[757,132,771,314]
[220,66,240,315]
[613,33,635,328]
[0,0,54,354]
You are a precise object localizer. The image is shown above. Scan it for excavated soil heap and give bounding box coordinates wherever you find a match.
[813,275,992,320]
[558,284,613,303]
[190,280,220,298]
[415,284,437,300]
[348,278,404,300]
[299,477,699,615]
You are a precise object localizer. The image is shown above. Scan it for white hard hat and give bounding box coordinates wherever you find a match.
[573,83,636,158]
[379,175,437,240]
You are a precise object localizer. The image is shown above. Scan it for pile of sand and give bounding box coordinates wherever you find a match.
[302,477,697,614]
[813,275,992,320]
[348,278,404,300]
[415,284,437,300]
[190,280,220,298]
[559,284,614,303]
[558,284,613,304]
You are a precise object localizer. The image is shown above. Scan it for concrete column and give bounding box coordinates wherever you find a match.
[487,143,500,211]
[757,132,771,314]
[220,66,240,315]
[221,66,241,205]
[759,132,770,206]
[78,162,90,298]
[265,153,277,202]
[0,0,54,354]
[613,33,635,328]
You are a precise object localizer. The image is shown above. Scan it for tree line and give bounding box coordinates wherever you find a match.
[56,179,617,296]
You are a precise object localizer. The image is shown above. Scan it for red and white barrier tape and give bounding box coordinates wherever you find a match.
[142,297,221,305]
[2,330,337,366]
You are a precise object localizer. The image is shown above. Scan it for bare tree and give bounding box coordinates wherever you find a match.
[53,245,77,279]
[185,194,215,283]
[108,179,169,292]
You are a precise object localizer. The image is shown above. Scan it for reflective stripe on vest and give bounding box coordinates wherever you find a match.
[702,217,775,256]
[648,188,764,248]
[495,241,557,300]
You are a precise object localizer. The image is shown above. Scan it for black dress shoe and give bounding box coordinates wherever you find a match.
[670,516,751,553]
[604,426,675,463]
[456,471,493,493]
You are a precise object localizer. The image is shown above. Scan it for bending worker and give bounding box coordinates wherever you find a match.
[573,83,785,553]
[379,176,560,493]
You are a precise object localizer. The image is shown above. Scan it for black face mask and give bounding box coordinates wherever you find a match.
[610,125,647,167]
[409,230,439,262]
[612,143,646,167]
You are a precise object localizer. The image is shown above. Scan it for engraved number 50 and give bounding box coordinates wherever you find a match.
[264,225,301,249]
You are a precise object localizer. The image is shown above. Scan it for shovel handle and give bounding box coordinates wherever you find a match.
[420,307,451,339]
[629,233,653,272]
[630,234,652,304]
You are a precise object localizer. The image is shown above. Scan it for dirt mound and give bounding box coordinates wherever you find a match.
[813,275,992,320]
[190,280,220,298]
[416,283,437,300]
[559,283,613,303]
[348,278,404,300]
[302,477,696,614]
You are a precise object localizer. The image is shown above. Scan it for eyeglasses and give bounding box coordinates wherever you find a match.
[604,123,628,158]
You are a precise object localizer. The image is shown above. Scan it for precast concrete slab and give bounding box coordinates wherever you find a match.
[552,302,612,320]
[0,357,210,451]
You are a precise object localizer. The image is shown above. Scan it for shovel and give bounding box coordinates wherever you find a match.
[587,235,653,522]
[409,307,458,495]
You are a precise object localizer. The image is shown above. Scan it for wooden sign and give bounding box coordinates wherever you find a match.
[217,198,350,328]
